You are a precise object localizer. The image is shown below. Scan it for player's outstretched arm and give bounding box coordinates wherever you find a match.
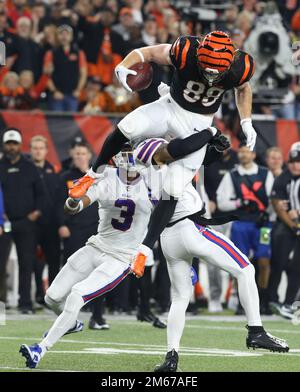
[152,127,230,166]
[64,195,91,215]
[235,82,257,151]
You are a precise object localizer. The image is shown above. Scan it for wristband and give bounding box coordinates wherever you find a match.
[134,49,145,63]
[240,118,252,126]
[66,198,83,212]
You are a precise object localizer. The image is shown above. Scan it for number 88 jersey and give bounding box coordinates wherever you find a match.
[169,35,255,115]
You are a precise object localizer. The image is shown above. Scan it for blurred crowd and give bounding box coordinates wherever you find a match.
[0,0,299,119]
[0,0,300,326]
[0,128,300,325]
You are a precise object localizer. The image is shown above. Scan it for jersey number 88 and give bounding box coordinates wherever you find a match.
[183,81,224,107]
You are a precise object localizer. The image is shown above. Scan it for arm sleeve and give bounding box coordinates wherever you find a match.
[92,128,129,172]
[86,183,101,205]
[167,129,213,160]
[236,52,255,87]
[270,174,288,200]
[216,172,237,211]
[169,36,190,69]
[142,191,178,249]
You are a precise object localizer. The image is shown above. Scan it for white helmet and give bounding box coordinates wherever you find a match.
[134,138,166,167]
[112,144,136,173]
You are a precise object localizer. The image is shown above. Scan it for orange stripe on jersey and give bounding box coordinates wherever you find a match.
[175,38,180,60]
[179,39,190,70]
[239,54,251,85]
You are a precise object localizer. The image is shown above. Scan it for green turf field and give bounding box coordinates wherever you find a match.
[1,312,300,372]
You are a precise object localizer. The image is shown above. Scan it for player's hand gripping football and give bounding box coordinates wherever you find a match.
[241,119,257,151]
[115,65,137,93]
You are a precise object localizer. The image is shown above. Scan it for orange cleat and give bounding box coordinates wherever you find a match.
[68,175,95,199]
[131,252,147,278]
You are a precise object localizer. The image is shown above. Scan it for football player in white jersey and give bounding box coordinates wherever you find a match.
[18,130,219,369]
[133,137,289,372]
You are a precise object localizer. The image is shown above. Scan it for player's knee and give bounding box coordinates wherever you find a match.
[118,108,150,141]
[45,285,62,305]
[44,292,63,315]
[64,290,85,314]
[238,263,255,281]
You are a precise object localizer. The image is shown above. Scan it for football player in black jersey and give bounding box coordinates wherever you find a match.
[69,31,257,277]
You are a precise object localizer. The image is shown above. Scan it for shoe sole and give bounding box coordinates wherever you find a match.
[247,344,289,353]
[19,344,37,368]
[64,326,84,335]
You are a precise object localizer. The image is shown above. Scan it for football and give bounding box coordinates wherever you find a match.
[127,62,153,92]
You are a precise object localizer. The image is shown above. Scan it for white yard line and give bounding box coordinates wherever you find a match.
[1,336,299,357]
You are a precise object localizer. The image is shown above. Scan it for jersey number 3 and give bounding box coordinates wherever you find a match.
[111,198,136,232]
[183,81,224,106]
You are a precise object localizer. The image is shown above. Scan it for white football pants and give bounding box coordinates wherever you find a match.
[160,219,262,352]
[42,245,130,350]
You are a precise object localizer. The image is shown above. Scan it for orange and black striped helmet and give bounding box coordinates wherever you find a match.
[197,31,235,82]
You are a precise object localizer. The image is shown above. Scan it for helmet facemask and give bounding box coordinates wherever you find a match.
[113,148,138,179]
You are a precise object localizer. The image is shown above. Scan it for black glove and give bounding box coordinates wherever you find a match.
[210,133,231,152]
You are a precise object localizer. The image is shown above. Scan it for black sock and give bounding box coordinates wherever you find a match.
[248,326,265,334]
[142,192,178,249]
[92,127,128,172]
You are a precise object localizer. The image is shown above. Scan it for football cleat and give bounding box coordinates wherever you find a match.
[271,303,294,319]
[246,327,289,353]
[43,320,84,338]
[68,175,95,199]
[130,252,147,278]
[154,349,178,372]
[19,344,42,369]
[88,317,110,330]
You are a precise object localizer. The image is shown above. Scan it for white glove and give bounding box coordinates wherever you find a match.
[115,65,137,93]
[157,82,170,97]
[241,118,257,151]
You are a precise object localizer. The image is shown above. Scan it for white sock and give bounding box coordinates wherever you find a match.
[237,265,262,326]
[40,291,84,351]
[167,297,190,352]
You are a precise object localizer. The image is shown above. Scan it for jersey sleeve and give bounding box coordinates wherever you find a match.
[234,51,255,87]
[169,36,193,70]
[270,173,288,200]
[86,183,99,205]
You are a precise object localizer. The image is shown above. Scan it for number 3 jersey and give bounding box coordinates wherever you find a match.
[169,35,255,114]
[85,166,203,263]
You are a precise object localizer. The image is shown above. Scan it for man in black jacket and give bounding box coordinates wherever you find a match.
[56,141,108,329]
[30,135,61,303]
[0,128,44,313]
